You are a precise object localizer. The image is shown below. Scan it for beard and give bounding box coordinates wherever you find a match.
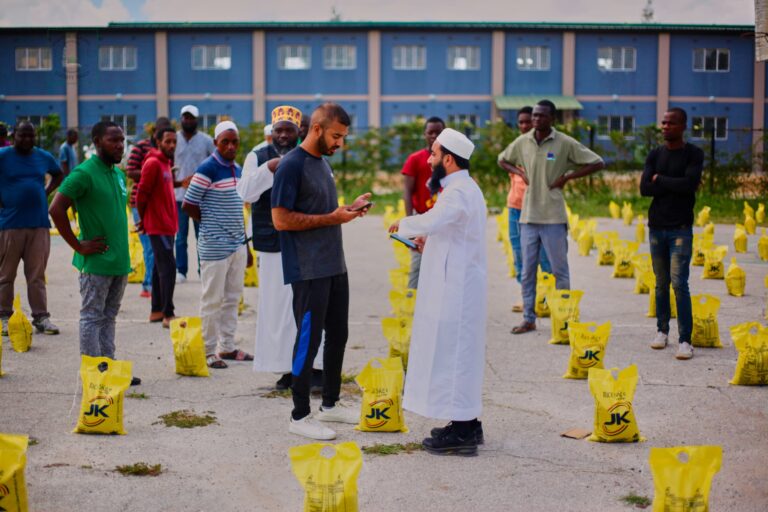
[182,122,197,134]
[273,139,297,156]
[428,162,447,194]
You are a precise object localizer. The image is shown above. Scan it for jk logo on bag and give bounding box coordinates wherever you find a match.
[82,395,113,427]
[578,349,601,368]
[364,398,394,428]
[601,401,632,436]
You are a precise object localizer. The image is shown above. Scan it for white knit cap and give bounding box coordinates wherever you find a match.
[436,128,475,160]
[214,121,239,139]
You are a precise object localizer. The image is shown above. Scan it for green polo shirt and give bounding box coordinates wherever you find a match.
[58,155,130,276]
[500,128,603,224]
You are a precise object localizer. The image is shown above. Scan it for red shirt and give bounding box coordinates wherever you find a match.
[401,148,436,214]
[136,148,178,236]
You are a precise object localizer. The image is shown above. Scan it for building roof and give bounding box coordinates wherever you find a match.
[0,21,756,33]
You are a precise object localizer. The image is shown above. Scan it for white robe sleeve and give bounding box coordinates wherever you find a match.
[397,187,465,238]
[237,151,274,202]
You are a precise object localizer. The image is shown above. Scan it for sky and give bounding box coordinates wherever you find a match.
[0,0,757,27]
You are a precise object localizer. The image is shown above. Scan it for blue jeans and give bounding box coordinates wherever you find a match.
[509,208,551,284]
[650,227,693,342]
[175,201,200,277]
[131,207,154,292]
[520,223,570,323]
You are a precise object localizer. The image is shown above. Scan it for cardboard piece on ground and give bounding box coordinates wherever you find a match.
[561,428,591,440]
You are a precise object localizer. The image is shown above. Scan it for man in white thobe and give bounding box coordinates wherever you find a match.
[389,128,488,456]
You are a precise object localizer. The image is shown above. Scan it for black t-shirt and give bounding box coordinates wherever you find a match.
[271,146,346,284]
[640,143,704,229]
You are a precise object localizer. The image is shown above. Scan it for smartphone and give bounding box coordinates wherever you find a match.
[390,233,418,250]
[350,201,374,212]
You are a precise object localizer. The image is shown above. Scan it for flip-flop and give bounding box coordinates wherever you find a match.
[219,349,254,361]
[206,355,228,369]
[511,322,536,335]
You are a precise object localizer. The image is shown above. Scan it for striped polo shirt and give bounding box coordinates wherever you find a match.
[183,150,246,261]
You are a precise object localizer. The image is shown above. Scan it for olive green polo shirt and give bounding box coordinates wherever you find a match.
[58,155,131,276]
[500,128,603,224]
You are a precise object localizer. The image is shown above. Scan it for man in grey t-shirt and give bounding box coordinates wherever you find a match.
[174,105,215,281]
[271,103,371,441]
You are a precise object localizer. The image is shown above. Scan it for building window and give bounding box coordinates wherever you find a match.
[691,116,728,140]
[98,46,137,71]
[516,46,550,71]
[15,47,52,71]
[447,114,478,127]
[191,45,231,70]
[447,46,480,71]
[393,45,426,70]
[278,45,311,70]
[323,45,356,70]
[597,47,636,71]
[392,114,419,125]
[693,48,730,72]
[200,114,226,132]
[100,114,137,137]
[16,115,47,127]
[597,115,635,139]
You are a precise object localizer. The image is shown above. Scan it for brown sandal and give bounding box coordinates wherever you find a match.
[219,349,254,361]
[511,321,536,335]
[206,355,228,369]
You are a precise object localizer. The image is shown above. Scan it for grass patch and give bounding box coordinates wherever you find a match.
[620,493,651,508]
[27,437,39,446]
[362,442,423,456]
[80,465,93,469]
[127,392,149,400]
[349,345,364,350]
[340,372,357,384]
[260,389,292,399]
[155,410,217,429]
[341,383,362,397]
[115,462,163,477]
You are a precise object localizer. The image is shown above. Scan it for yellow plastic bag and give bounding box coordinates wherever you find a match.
[745,215,756,235]
[649,445,722,512]
[612,241,639,278]
[389,289,416,317]
[391,241,410,269]
[724,258,746,297]
[744,200,755,220]
[289,442,363,512]
[695,206,711,227]
[563,322,611,379]
[632,254,652,294]
[169,317,209,377]
[547,289,583,344]
[8,295,32,353]
[588,365,644,443]
[635,215,645,243]
[0,433,29,512]
[621,201,634,225]
[381,317,412,371]
[355,357,408,432]
[243,249,259,287]
[595,237,616,266]
[733,224,747,253]
[609,200,620,219]
[127,232,145,284]
[74,355,132,435]
[643,273,677,318]
[388,268,409,291]
[692,233,713,267]
[703,222,715,236]
[577,230,594,256]
[691,294,722,348]
[758,229,768,261]
[535,272,556,318]
[701,245,727,279]
[756,202,765,224]
[730,322,768,385]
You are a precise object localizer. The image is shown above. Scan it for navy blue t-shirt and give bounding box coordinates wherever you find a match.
[271,147,346,285]
[0,146,61,230]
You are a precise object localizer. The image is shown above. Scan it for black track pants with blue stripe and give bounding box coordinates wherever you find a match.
[290,273,349,420]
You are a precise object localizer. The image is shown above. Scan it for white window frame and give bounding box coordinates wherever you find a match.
[98,46,137,71]
[597,115,635,139]
[16,115,46,127]
[191,45,231,71]
[392,45,426,70]
[447,114,479,127]
[516,46,550,71]
[691,116,728,140]
[597,47,636,72]
[200,114,228,132]
[692,48,730,72]
[392,114,419,125]
[100,114,137,138]
[278,45,311,70]
[323,45,356,70]
[447,46,480,71]
[15,47,52,71]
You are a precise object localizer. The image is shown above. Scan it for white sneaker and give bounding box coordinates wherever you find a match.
[650,331,669,349]
[289,415,336,440]
[676,342,694,360]
[316,403,359,424]
[175,272,187,284]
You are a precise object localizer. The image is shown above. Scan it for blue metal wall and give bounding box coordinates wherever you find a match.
[674,101,753,154]
[0,100,67,127]
[380,32,492,95]
[167,31,252,94]
[77,31,156,95]
[575,32,658,96]
[0,32,67,95]
[504,31,563,95]
[169,99,252,126]
[265,31,368,95]
[78,99,156,136]
[381,100,491,126]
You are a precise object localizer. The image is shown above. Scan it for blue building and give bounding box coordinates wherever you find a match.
[0,21,763,156]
